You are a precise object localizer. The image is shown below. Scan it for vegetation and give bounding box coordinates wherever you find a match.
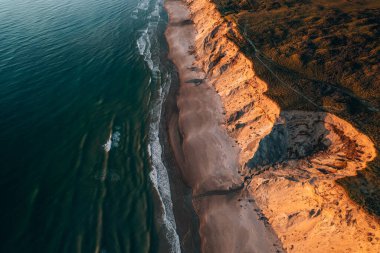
[215,0,380,107]
[217,0,380,216]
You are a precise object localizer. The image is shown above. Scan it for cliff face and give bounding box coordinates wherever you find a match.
[166,0,380,251]
[247,112,379,252]
[188,0,280,166]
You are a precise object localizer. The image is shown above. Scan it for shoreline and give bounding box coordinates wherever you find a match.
[158,50,201,252]
[152,2,201,252]
[162,0,380,252]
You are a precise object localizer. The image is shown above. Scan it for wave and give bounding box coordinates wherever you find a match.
[135,0,181,252]
[137,0,150,11]
[103,134,112,152]
[102,127,121,152]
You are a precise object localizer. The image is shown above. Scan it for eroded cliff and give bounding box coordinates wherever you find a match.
[165,0,380,251]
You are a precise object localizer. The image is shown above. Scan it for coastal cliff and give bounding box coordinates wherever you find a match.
[165,0,380,252]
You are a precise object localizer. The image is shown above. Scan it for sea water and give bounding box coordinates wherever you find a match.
[0,0,179,252]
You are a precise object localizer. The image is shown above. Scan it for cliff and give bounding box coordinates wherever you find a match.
[165,0,380,251]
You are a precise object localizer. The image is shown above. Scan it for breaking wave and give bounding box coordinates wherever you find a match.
[135,0,181,252]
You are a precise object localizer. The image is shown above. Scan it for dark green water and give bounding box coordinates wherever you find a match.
[0,0,179,252]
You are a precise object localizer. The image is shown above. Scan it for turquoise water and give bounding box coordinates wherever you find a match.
[0,0,178,252]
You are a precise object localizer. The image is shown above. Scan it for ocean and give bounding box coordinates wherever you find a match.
[0,0,179,252]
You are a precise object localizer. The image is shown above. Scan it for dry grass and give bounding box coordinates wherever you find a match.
[215,0,380,107]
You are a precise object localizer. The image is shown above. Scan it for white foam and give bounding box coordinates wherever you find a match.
[111,130,120,148]
[137,0,150,11]
[102,128,121,152]
[135,0,181,251]
[148,71,181,253]
[137,30,155,70]
[103,134,112,152]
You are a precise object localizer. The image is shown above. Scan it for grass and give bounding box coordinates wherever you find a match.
[218,0,380,217]
[215,0,380,107]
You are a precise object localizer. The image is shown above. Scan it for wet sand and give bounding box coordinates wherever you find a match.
[159,60,201,252]
[164,0,284,252]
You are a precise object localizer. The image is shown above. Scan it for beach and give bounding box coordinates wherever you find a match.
[164,0,283,251]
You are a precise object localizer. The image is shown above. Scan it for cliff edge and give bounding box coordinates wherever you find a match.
[165,0,380,251]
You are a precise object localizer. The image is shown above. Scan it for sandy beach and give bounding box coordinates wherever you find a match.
[164,0,283,252]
